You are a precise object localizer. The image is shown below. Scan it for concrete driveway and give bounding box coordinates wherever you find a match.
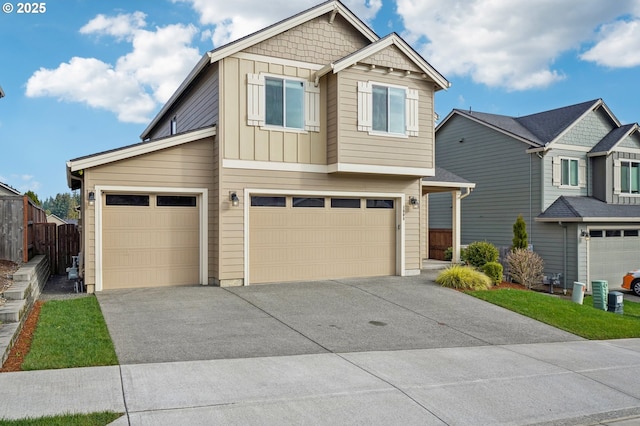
[96,271,582,365]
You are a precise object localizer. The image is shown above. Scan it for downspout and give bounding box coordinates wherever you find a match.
[460,187,473,200]
[560,221,567,293]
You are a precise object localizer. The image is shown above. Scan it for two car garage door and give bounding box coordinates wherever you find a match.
[249,195,397,284]
[589,228,640,288]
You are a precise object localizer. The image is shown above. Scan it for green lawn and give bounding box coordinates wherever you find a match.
[21,296,118,370]
[468,289,640,339]
[0,411,123,426]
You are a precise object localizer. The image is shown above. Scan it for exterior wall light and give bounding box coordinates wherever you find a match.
[88,191,95,206]
[409,196,419,209]
[229,191,239,207]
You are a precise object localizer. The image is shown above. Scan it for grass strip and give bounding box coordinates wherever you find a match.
[21,297,118,370]
[0,411,123,426]
[467,289,640,340]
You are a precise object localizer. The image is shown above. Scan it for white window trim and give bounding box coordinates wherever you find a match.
[244,188,406,286]
[247,73,320,132]
[615,159,640,196]
[553,156,585,189]
[94,185,208,292]
[357,80,419,137]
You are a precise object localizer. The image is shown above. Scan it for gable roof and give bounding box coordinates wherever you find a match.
[0,181,20,195]
[141,1,378,140]
[589,123,639,156]
[320,33,449,90]
[537,196,640,222]
[422,167,475,189]
[437,99,622,151]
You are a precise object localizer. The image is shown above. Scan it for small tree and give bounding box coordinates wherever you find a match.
[512,214,528,250]
[506,248,544,289]
[464,241,498,269]
[25,190,41,206]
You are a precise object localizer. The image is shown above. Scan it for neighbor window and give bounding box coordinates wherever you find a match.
[561,158,579,187]
[265,77,304,129]
[620,161,640,194]
[170,116,177,135]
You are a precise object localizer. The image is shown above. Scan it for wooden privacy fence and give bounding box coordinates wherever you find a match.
[0,195,47,263]
[429,228,452,261]
[34,223,56,275]
[57,223,79,275]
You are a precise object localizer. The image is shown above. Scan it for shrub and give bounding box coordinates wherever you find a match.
[464,241,499,268]
[512,214,528,250]
[436,265,492,291]
[443,247,453,261]
[482,261,504,285]
[506,248,544,289]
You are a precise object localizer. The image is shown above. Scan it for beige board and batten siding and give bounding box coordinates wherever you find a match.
[332,65,435,170]
[82,138,215,290]
[221,55,327,165]
[218,167,422,284]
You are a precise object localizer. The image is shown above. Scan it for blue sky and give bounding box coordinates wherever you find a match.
[1,0,640,200]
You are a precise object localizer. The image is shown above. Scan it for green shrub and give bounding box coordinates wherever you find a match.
[436,265,492,291]
[443,247,453,261]
[512,214,528,250]
[482,261,504,285]
[506,248,544,289]
[464,241,499,268]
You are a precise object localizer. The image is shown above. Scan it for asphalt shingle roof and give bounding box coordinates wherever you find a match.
[422,167,473,185]
[451,99,601,148]
[538,196,640,221]
[590,124,636,154]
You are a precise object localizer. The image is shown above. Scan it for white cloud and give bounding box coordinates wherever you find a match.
[396,0,638,91]
[80,11,147,40]
[26,12,200,123]
[173,0,381,47]
[12,174,40,193]
[581,19,640,68]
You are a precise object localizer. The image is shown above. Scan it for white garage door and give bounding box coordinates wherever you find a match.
[102,193,200,289]
[249,196,396,284]
[589,229,640,288]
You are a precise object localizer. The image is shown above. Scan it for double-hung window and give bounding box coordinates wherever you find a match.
[620,161,640,194]
[552,156,585,188]
[247,73,320,132]
[561,158,579,187]
[358,81,419,137]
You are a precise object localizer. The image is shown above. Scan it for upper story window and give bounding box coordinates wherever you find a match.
[620,161,640,194]
[358,81,419,137]
[552,156,585,189]
[247,73,320,132]
[170,116,177,135]
[265,77,304,129]
[561,158,579,187]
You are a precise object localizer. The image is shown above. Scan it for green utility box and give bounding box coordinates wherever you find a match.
[591,280,608,311]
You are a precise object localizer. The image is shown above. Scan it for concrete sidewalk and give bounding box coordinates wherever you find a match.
[1,339,639,425]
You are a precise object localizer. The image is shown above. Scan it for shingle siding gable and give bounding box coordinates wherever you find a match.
[555,108,613,148]
[244,14,370,64]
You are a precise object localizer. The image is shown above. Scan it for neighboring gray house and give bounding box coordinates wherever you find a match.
[0,182,20,196]
[430,99,640,290]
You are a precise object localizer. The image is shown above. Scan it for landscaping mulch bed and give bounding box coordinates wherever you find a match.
[1,300,43,372]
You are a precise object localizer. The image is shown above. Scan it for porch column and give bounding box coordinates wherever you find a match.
[451,190,461,263]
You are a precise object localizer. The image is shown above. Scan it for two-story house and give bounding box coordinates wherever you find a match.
[66,1,473,292]
[430,99,640,290]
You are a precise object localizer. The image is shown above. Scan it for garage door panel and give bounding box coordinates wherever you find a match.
[250,196,396,284]
[102,194,200,289]
[589,230,640,288]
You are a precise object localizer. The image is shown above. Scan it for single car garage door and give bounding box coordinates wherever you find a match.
[102,193,200,289]
[249,195,396,284]
[589,228,640,288]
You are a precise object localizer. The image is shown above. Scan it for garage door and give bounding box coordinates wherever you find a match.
[249,196,396,284]
[102,193,200,289]
[589,229,640,288]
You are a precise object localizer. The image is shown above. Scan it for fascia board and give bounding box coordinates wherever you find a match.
[422,181,476,189]
[208,2,377,64]
[140,54,211,140]
[445,111,540,148]
[69,127,216,172]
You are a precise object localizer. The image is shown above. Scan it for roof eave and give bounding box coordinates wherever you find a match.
[535,216,640,223]
[140,54,211,140]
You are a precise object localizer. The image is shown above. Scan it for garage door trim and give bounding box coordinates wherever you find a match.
[95,185,208,291]
[244,188,406,285]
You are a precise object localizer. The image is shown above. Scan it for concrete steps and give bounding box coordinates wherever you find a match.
[0,255,50,366]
